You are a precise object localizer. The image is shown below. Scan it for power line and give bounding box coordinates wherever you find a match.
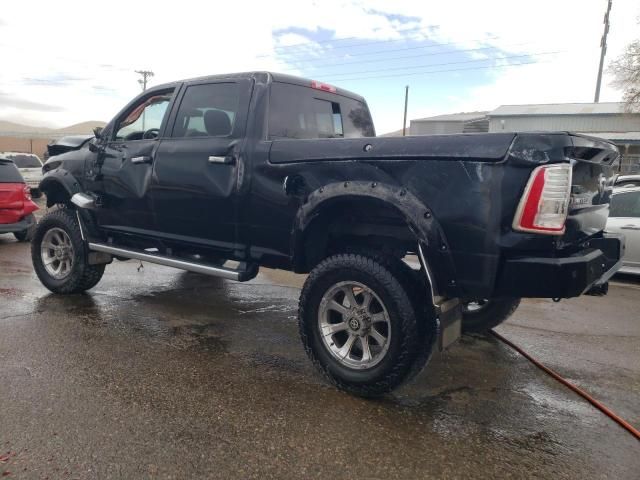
[290,42,532,71]
[311,50,562,80]
[259,31,500,60]
[322,59,546,82]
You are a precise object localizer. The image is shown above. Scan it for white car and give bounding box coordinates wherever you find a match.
[0,152,44,197]
[606,187,640,275]
[614,174,640,188]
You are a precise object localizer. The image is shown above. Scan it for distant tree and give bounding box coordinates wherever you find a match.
[609,37,640,112]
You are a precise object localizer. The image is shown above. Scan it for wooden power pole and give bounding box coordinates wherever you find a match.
[594,0,612,103]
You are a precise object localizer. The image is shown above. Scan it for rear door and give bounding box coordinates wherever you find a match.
[606,189,640,270]
[150,79,251,254]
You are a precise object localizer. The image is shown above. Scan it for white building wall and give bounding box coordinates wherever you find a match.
[488,114,640,133]
[410,121,464,135]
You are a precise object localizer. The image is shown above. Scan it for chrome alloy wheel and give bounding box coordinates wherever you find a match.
[40,227,74,280]
[318,281,391,370]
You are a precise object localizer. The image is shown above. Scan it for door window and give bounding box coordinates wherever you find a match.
[115,90,174,141]
[172,83,240,138]
[610,191,640,217]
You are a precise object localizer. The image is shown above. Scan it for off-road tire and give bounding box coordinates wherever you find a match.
[299,253,430,397]
[461,298,521,333]
[342,248,437,382]
[14,214,37,242]
[31,208,105,294]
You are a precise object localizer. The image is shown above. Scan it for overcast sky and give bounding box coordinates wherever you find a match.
[0,0,638,134]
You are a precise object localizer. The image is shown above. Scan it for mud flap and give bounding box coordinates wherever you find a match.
[437,298,462,350]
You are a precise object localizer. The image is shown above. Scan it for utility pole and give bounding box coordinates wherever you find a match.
[135,70,154,91]
[594,0,612,103]
[402,85,409,136]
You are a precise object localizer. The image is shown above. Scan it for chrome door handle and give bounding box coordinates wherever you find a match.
[621,225,640,230]
[208,155,235,165]
[131,155,152,164]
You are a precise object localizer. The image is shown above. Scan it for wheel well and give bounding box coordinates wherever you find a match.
[296,197,419,272]
[42,180,71,207]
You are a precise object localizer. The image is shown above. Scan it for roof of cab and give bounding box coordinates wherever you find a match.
[150,71,366,103]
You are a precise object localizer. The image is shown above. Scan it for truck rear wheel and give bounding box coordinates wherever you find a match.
[31,208,105,294]
[461,298,520,333]
[298,253,428,397]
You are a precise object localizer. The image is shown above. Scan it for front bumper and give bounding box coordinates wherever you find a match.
[494,234,625,298]
[0,214,36,234]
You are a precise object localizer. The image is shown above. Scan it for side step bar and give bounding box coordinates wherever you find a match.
[87,243,258,282]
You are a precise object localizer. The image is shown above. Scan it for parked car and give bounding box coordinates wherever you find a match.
[614,174,640,188]
[44,136,92,162]
[606,187,640,275]
[1,152,44,197]
[0,157,38,242]
[33,72,623,396]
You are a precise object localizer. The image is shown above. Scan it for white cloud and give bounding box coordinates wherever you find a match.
[0,0,638,134]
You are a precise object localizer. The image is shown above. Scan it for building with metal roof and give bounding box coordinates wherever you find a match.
[405,102,639,173]
[409,112,488,135]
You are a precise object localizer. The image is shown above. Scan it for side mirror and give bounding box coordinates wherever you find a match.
[93,126,103,139]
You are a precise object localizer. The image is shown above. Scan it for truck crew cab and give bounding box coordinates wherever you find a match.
[33,72,624,396]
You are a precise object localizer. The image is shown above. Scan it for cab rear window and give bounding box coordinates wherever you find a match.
[5,154,42,168]
[0,159,24,183]
[269,82,374,140]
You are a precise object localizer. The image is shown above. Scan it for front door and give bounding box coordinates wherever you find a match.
[93,88,175,235]
[150,80,250,256]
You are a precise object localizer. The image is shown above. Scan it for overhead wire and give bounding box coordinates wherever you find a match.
[313,51,562,80]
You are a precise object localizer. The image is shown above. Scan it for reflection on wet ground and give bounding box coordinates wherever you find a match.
[1,236,639,478]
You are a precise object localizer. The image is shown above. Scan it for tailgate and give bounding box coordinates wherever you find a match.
[564,134,620,244]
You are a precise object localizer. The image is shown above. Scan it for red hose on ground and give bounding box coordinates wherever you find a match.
[491,330,640,442]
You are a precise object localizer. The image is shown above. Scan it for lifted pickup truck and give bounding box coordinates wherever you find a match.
[33,72,623,396]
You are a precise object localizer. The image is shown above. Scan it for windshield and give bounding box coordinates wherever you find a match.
[5,153,42,168]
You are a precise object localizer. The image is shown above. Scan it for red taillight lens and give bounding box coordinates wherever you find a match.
[310,80,337,93]
[513,164,572,235]
[23,184,32,201]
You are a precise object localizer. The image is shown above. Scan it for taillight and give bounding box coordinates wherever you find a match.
[512,164,572,235]
[23,184,32,201]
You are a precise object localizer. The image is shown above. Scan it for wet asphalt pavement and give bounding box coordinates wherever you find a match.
[1,230,639,478]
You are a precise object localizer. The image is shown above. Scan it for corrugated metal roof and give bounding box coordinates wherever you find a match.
[490,102,628,116]
[412,111,488,122]
[584,132,640,143]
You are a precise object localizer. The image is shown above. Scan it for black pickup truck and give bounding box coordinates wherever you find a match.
[33,71,623,396]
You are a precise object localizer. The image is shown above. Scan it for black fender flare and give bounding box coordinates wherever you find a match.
[292,181,460,297]
[39,168,83,208]
[39,169,103,240]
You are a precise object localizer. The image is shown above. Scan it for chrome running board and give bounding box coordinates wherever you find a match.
[87,243,258,281]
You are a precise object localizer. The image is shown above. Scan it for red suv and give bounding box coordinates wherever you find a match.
[0,157,38,242]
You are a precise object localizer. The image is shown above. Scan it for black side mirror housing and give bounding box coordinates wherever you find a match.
[93,126,103,139]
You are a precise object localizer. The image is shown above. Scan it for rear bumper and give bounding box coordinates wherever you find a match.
[494,234,625,298]
[0,214,36,234]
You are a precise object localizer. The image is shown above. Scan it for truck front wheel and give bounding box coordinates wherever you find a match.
[298,253,427,397]
[31,208,105,294]
[461,298,520,333]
